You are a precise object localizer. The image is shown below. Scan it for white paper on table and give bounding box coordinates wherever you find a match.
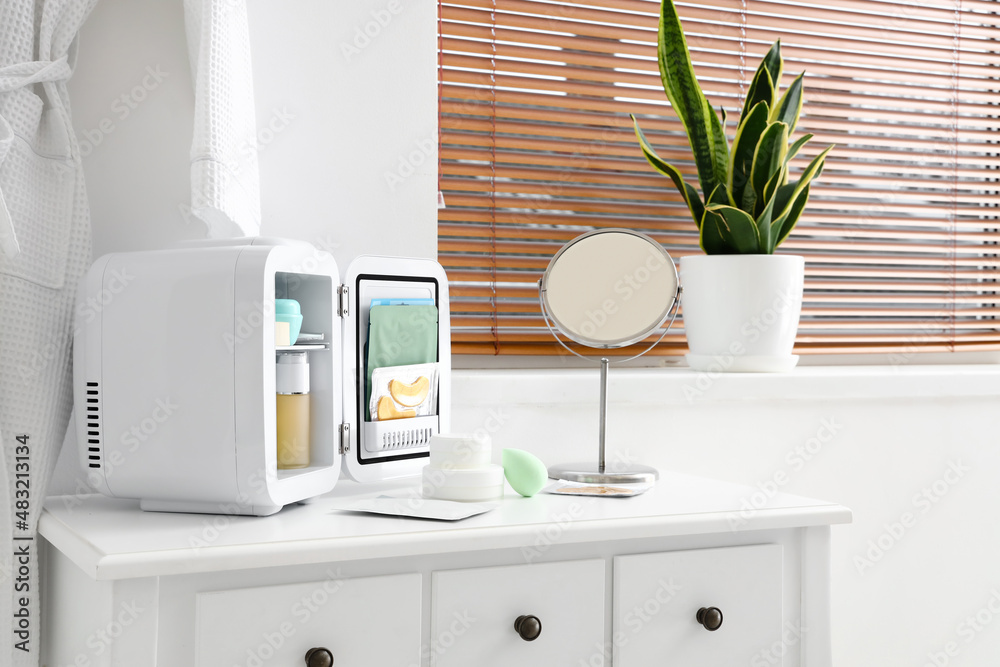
[330,494,499,521]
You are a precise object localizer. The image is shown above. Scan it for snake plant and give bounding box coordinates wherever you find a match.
[632,0,833,254]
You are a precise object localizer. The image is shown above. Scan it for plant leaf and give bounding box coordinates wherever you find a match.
[784,133,813,165]
[740,41,782,124]
[771,72,804,131]
[631,114,705,227]
[755,145,834,251]
[705,99,730,195]
[749,121,789,216]
[657,0,730,198]
[728,101,770,207]
[706,182,735,207]
[757,164,788,249]
[740,66,773,128]
[758,40,783,95]
[762,163,787,211]
[769,149,829,245]
[701,205,762,254]
[773,184,811,248]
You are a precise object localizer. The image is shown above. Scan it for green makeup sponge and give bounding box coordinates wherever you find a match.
[502,448,548,497]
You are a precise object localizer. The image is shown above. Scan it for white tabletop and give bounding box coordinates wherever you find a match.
[40,471,850,581]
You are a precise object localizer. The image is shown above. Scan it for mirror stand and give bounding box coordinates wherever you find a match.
[538,228,682,486]
[547,357,660,484]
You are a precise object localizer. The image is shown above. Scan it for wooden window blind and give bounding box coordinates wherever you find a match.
[438,0,1000,357]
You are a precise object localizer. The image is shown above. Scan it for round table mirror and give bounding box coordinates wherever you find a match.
[539,229,681,484]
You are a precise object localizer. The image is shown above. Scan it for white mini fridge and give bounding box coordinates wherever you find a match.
[74,237,451,515]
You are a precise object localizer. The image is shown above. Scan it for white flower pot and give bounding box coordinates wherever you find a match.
[679,254,805,372]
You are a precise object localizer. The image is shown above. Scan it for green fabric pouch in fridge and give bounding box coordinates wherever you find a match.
[365,304,439,420]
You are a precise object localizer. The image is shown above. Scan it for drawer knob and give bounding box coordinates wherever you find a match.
[304,647,334,667]
[696,607,724,631]
[514,614,542,641]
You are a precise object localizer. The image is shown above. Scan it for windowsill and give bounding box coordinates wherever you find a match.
[452,364,1000,406]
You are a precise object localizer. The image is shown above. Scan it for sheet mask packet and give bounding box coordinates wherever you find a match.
[365,304,438,419]
[369,298,435,307]
[542,480,653,497]
[331,495,498,521]
[369,362,439,421]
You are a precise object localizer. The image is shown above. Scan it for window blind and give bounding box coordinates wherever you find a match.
[438,0,1000,356]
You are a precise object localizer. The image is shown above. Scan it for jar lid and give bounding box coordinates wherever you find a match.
[429,433,492,469]
[275,298,301,315]
[277,351,308,365]
[276,352,309,393]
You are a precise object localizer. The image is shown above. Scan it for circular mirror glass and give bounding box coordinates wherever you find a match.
[540,229,679,349]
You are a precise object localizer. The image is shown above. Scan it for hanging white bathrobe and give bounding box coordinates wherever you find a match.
[184,0,261,238]
[0,0,98,664]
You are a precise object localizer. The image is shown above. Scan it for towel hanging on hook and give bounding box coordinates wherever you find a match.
[184,0,262,239]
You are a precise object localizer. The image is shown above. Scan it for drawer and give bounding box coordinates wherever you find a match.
[614,544,783,666]
[195,572,420,667]
[431,559,605,667]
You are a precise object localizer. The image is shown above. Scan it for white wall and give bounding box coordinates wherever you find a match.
[247,0,439,265]
[50,3,1000,667]
[67,0,195,255]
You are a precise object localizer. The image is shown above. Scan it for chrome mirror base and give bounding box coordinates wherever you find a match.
[547,462,658,485]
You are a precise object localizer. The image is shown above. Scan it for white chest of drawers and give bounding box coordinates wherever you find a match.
[39,472,850,666]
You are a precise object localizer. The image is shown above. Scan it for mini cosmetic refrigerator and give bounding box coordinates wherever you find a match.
[74,237,451,515]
